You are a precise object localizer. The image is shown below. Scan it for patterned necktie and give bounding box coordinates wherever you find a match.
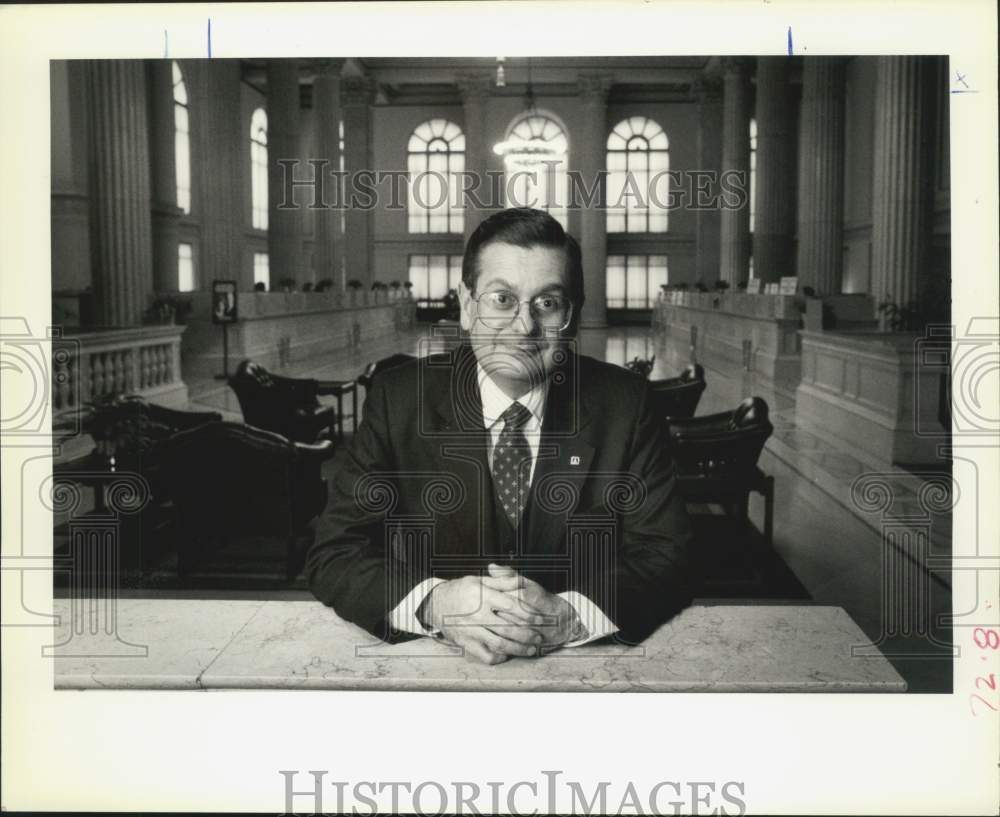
[492,401,533,528]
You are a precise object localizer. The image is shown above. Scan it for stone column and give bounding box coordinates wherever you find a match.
[871,56,933,325]
[148,60,183,292]
[341,76,373,287]
[312,60,344,287]
[576,73,612,328]
[266,60,303,288]
[457,72,492,240]
[752,57,797,283]
[694,77,723,285]
[199,61,244,290]
[719,58,751,286]
[86,60,153,326]
[796,58,846,295]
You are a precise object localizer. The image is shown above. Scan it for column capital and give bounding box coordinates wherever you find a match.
[313,58,346,78]
[456,71,493,102]
[341,76,374,106]
[578,73,614,105]
[720,57,752,77]
[691,76,723,102]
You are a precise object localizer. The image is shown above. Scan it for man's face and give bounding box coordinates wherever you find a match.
[459,242,573,398]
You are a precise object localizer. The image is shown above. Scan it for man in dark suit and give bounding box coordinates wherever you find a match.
[307,207,693,664]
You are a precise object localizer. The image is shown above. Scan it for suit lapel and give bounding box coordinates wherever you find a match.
[428,344,497,556]
[525,351,595,555]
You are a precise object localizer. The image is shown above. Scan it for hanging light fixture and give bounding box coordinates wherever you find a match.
[492,58,565,168]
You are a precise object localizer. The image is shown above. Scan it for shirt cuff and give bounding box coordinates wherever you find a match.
[388,576,448,637]
[557,590,618,647]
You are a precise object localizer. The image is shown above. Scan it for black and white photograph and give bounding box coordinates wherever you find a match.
[1,2,997,815]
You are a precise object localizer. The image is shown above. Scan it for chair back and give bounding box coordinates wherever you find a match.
[649,364,707,420]
[670,397,773,478]
[228,359,323,439]
[163,421,330,538]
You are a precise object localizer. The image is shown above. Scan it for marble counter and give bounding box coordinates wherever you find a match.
[52,600,906,692]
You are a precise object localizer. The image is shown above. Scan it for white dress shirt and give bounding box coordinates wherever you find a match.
[388,362,617,648]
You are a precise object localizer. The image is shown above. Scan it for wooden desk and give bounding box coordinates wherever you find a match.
[51,599,906,692]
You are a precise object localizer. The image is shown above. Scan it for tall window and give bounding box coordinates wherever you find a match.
[253,252,270,290]
[408,254,463,301]
[501,113,568,227]
[605,255,668,310]
[177,243,194,292]
[606,116,669,233]
[407,119,464,233]
[748,117,757,234]
[172,62,191,214]
[605,333,656,368]
[251,108,268,230]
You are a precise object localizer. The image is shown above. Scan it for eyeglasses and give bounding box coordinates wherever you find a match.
[472,290,574,331]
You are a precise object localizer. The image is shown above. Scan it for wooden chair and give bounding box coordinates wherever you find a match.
[649,363,707,421]
[228,360,340,443]
[667,396,775,544]
[52,400,222,577]
[162,421,334,582]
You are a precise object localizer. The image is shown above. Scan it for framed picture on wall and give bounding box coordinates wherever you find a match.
[212,279,238,324]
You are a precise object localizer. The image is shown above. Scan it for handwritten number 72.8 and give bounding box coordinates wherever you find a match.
[969,628,999,716]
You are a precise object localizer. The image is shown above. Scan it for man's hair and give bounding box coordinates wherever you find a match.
[461,207,585,310]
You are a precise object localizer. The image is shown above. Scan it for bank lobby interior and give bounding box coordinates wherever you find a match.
[49,56,954,693]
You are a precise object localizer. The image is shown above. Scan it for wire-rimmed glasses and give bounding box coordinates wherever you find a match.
[472,290,574,332]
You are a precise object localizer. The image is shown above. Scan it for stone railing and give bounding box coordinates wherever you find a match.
[180,291,416,379]
[51,325,188,412]
[796,330,944,465]
[653,291,803,385]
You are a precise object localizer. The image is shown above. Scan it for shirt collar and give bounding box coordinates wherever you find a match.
[476,361,548,431]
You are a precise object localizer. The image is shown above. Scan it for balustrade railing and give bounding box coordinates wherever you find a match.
[52,325,186,412]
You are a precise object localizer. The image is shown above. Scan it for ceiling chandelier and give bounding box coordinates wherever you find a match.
[491,58,566,168]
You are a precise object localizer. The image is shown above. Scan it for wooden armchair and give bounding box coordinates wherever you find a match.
[162,421,334,582]
[649,363,707,421]
[228,360,340,444]
[667,396,775,544]
[52,400,223,576]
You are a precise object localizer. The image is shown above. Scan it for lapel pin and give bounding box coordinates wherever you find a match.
[570,456,581,466]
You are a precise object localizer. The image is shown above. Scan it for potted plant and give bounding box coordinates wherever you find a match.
[876,295,931,333]
[624,355,656,379]
[57,394,171,467]
[143,296,181,325]
[347,278,364,305]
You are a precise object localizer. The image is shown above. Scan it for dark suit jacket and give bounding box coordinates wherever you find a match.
[306,343,694,644]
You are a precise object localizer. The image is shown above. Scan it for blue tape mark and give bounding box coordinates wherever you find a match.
[207,18,212,58]
[787,26,793,56]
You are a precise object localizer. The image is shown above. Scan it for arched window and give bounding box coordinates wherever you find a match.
[749,117,757,234]
[500,112,568,228]
[250,107,268,230]
[606,116,669,233]
[407,119,464,233]
[172,62,191,214]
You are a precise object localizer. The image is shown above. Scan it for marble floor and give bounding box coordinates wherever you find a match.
[163,322,954,692]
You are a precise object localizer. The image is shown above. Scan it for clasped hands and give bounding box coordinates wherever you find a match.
[417,564,585,665]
